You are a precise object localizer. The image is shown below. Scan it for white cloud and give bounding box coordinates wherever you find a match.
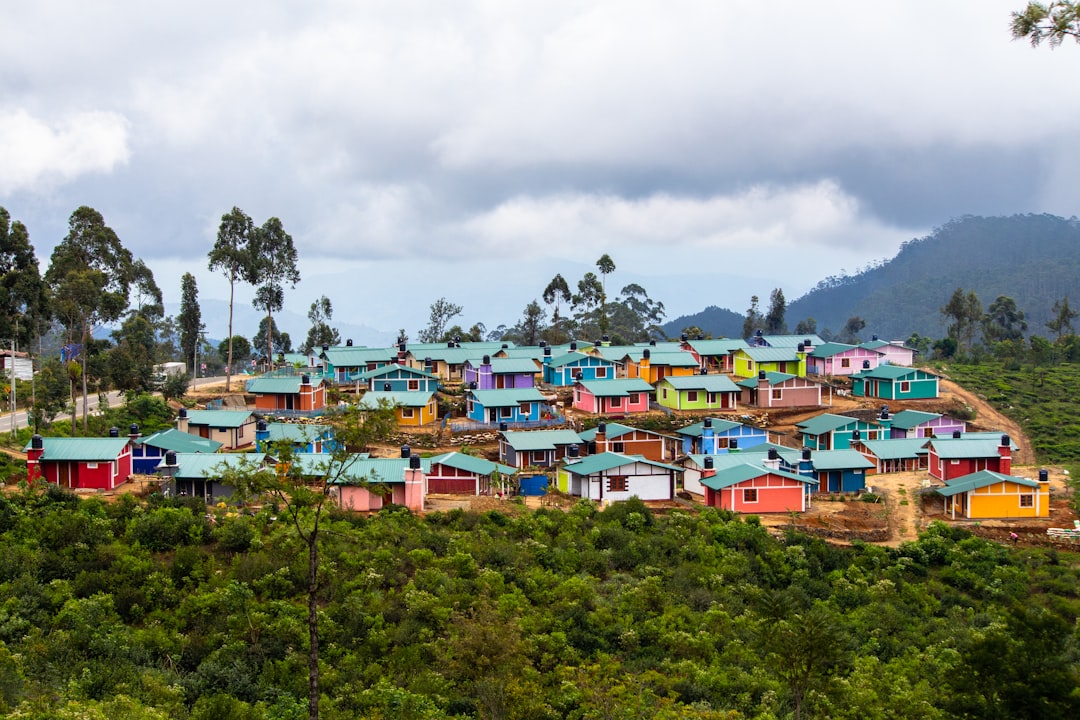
[0,108,130,195]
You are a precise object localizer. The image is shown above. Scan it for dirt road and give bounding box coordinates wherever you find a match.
[938,378,1034,465]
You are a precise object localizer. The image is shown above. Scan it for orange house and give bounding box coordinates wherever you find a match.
[246,375,326,413]
[623,349,699,384]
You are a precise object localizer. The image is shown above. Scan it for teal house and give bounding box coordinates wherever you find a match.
[796,413,886,450]
[851,365,939,400]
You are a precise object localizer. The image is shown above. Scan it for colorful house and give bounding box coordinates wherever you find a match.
[578,422,677,463]
[406,344,475,383]
[356,364,440,393]
[799,448,874,493]
[560,452,681,502]
[750,333,825,349]
[796,413,885,450]
[679,337,750,373]
[255,420,335,453]
[300,452,428,512]
[851,365,939,400]
[359,390,438,426]
[697,452,817,512]
[246,374,326,414]
[623,349,699,384]
[655,374,741,411]
[927,435,1014,482]
[158,452,268,502]
[132,427,222,474]
[500,429,584,469]
[737,371,822,408]
[26,434,134,490]
[466,388,547,425]
[852,437,929,474]
[463,356,539,389]
[572,379,653,415]
[427,452,516,495]
[319,346,397,382]
[542,351,619,386]
[731,346,807,379]
[860,338,915,366]
[177,408,257,450]
[806,343,881,376]
[675,418,770,455]
[935,469,1050,519]
[880,409,965,439]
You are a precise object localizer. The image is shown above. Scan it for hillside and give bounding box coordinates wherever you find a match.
[665,214,1080,341]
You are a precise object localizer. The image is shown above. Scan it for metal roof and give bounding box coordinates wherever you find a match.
[642,351,700,367]
[934,470,1039,497]
[577,379,653,397]
[27,436,131,461]
[563,451,682,476]
[757,334,826,348]
[487,358,542,374]
[578,422,670,442]
[546,351,616,369]
[684,338,750,355]
[291,453,430,484]
[166,452,269,479]
[264,422,332,443]
[735,371,798,388]
[852,365,935,380]
[429,452,515,477]
[795,413,861,436]
[700,460,816,490]
[886,410,942,430]
[185,410,255,428]
[807,342,859,359]
[355,364,438,381]
[658,375,741,393]
[358,390,434,408]
[676,419,754,437]
[469,388,545,407]
[501,429,583,451]
[246,377,304,394]
[135,428,223,454]
[806,449,875,471]
[927,438,1008,459]
[737,346,802,362]
[859,438,930,460]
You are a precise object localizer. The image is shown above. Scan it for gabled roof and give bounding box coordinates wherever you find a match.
[590,345,641,362]
[262,422,333,443]
[468,388,545,407]
[735,371,799,388]
[886,410,942,430]
[320,347,397,366]
[684,338,750,355]
[358,390,434,408]
[676,419,759,438]
[637,351,699,368]
[355,364,438,381]
[859,438,930,460]
[699,460,816,490]
[852,365,936,381]
[487,358,542,374]
[429,452,515,477]
[577,378,653,397]
[184,410,254,428]
[563,451,682,476]
[737,346,802,362]
[658,375,741,393]
[411,347,476,364]
[407,341,512,353]
[806,449,875,471]
[546,351,617,369]
[501,429,583,451]
[755,334,825,348]
[808,342,861,359]
[578,422,670,442]
[166,452,268,479]
[926,438,1008,459]
[935,470,1039,497]
[27,436,131,461]
[290,453,431,484]
[795,413,861,436]
[246,377,307,394]
[135,428,223,454]
[726,443,801,464]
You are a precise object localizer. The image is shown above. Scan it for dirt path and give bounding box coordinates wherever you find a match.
[865,470,924,546]
[938,378,1034,465]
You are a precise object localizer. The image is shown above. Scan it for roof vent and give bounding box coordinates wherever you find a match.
[409,454,421,470]
[400,444,411,459]
[704,456,714,469]
[758,370,767,380]
[346,338,353,346]
[570,342,578,351]
[256,419,268,431]
[31,434,42,450]
[383,382,392,392]
[109,427,119,438]
[1039,468,1049,482]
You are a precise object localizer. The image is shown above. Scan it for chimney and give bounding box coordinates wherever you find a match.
[702,455,716,479]
[702,417,715,453]
[764,448,781,471]
[649,339,657,346]
[1038,468,1049,483]
[128,424,140,440]
[109,427,119,438]
[27,434,44,482]
[878,405,891,433]
[680,333,689,342]
[177,407,189,434]
[596,422,607,452]
[346,338,353,346]
[871,335,879,341]
[799,448,814,478]
[482,354,491,366]
[851,429,861,442]
[543,346,552,365]
[998,434,1012,475]
[302,374,310,385]
[256,419,269,450]
[404,454,425,511]
[601,335,611,347]
[797,342,805,353]
[400,444,411,459]
[953,430,962,439]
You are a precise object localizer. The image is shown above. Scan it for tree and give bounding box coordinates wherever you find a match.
[225,401,399,720]
[45,207,135,434]
[572,273,604,339]
[0,207,49,351]
[596,254,616,335]
[1046,296,1078,339]
[208,208,258,391]
[511,301,546,346]
[219,336,252,368]
[794,317,817,335]
[743,295,764,339]
[108,315,157,392]
[1012,2,1080,47]
[30,357,70,430]
[941,288,982,353]
[765,288,788,335]
[839,316,866,344]
[542,274,573,343]
[302,296,340,353]
[615,283,667,342]
[418,297,464,343]
[250,217,300,363]
[178,273,203,374]
[252,317,291,359]
[982,295,1028,343]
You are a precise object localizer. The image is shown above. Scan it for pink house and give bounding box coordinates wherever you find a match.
[861,339,915,366]
[736,371,822,408]
[699,452,817,513]
[573,379,653,415]
[807,343,881,376]
[302,453,426,512]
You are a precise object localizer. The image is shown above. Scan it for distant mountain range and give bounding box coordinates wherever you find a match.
[664,214,1080,342]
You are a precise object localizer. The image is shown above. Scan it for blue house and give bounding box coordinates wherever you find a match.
[675,418,771,455]
[255,420,336,453]
[319,346,397,383]
[466,388,548,424]
[795,448,874,493]
[542,351,619,386]
[356,364,440,393]
[131,427,222,474]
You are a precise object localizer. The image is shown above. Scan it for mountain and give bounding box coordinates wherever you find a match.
[664,214,1080,341]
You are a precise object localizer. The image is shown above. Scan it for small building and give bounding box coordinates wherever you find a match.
[623,349,699,384]
[319,346,397,383]
[542,351,620,386]
[499,428,584,469]
[851,365,940,400]
[697,452,817,512]
[466,388,548,425]
[158,452,268,502]
[799,448,874,493]
[356,364,440,393]
[300,452,427,512]
[679,337,750,373]
[0,351,34,381]
[358,390,438,426]
[427,452,516,495]
[132,427,222,474]
[736,371,822,408]
[560,451,681,502]
[675,418,771,455]
[730,346,807,379]
[655,374,741,411]
[578,421,677,463]
[246,374,326,414]
[177,408,257,450]
[927,434,1014,482]
[796,413,885,451]
[463,356,539,389]
[935,469,1050,519]
[572,378,653,415]
[852,437,930,474]
[806,342,882,376]
[880,409,965,439]
[255,420,335,453]
[860,338,915,367]
[26,433,134,490]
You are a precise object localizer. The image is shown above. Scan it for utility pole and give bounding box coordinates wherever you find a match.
[9,337,16,439]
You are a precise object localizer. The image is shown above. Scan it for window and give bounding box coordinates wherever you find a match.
[532,451,547,464]
[899,381,910,393]
[707,392,717,404]
[662,388,668,399]
[519,403,531,415]
[86,462,98,469]
[743,488,758,503]
[408,379,419,390]
[1019,494,1034,508]
[630,393,640,404]
[401,407,415,418]
[608,476,628,492]
[613,442,625,453]
[772,389,782,399]
[500,407,514,418]
[595,367,608,378]
[951,459,960,465]
[687,391,698,402]
[610,397,623,408]
[841,358,850,368]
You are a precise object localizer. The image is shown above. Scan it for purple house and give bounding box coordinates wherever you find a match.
[806,343,882,376]
[463,355,538,390]
[878,408,965,439]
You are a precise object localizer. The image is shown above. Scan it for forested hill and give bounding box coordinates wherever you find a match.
[665,214,1080,341]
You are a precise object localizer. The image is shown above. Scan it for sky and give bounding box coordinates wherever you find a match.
[3,1,1078,345]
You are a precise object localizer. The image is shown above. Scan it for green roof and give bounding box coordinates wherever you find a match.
[860,438,930,460]
[578,422,670,442]
[407,341,512,353]
[852,365,935,380]
[263,422,332,443]
[577,378,653,397]
[796,413,860,436]
[737,346,802,362]
[685,338,750,355]
[927,438,1008,459]
[658,375,740,393]
[642,351,700,368]
[487,358,542,374]
[429,452,515,477]
[591,345,641,361]
[758,334,825,348]
[726,442,801,463]
[700,460,816,490]
[358,390,434,408]
[291,453,430,484]
[736,371,797,388]
[808,342,859,359]
[320,347,397,366]
[806,449,874,471]
[356,364,438,381]
[246,377,305,394]
[563,451,682,476]
[184,410,254,428]
[169,453,268,479]
[935,470,1039,497]
[135,428,223,454]
[469,388,545,407]
[501,429,583,451]
[886,410,941,430]
[27,436,131,461]
[676,419,751,437]
[546,351,615,369]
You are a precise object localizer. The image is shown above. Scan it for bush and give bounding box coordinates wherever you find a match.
[129,507,211,551]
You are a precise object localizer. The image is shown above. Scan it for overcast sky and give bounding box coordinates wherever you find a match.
[3,1,1077,343]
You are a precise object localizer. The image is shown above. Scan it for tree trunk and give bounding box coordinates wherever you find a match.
[80,318,89,435]
[267,309,274,369]
[308,536,319,720]
[225,276,235,392]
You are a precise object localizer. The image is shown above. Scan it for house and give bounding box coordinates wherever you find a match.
[798,448,874,493]
[736,371,823,408]
[356,364,440,393]
[359,390,438,426]
[559,451,681,502]
[623,349,699,384]
[749,333,825,349]
[466,388,548,425]
[730,346,807,379]
[675,418,771,455]
[655,375,741,411]
[542,351,620,386]
[806,343,882,376]
[426,452,516,495]
[463,356,539,389]
[26,433,134,490]
[499,428,584,469]
[578,422,677,462]
[697,451,817,512]
[405,344,475,383]
[246,374,326,414]
[935,469,1050,519]
[131,427,222,474]
[851,365,940,400]
[927,434,1014,482]
[157,452,269,502]
[679,337,750,373]
[319,346,397,383]
[852,437,930,474]
[796,413,885,450]
[879,408,965,439]
[297,452,427,512]
[255,420,335,453]
[572,379,653,415]
[860,338,915,366]
[177,408,257,450]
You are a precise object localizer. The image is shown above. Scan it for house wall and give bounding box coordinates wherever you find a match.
[704,474,807,513]
[397,400,437,427]
[856,375,939,400]
[656,385,738,411]
[572,467,674,502]
[428,464,485,495]
[741,380,821,408]
[467,400,540,424]
[594,433,669,462]
[889,416,965,439]
[809,349,879,376]
[820,468,867,493]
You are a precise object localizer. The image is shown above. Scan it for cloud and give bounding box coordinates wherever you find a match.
[0,108,130,195]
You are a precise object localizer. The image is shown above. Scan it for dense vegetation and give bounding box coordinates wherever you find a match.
[0,487,1076,719]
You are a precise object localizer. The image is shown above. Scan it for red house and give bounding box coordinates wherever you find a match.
[926,434,1013,481]
[699,453,817,513]
[426,452,516,495]
[246,374,326,413]
[25,433,134,490]
[572,379,653,415]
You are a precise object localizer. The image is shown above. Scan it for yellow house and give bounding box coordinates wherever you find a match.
[935,469,1050,519]
[623,349,699,384]
[731,347,807,379]
[359,390,438,427]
